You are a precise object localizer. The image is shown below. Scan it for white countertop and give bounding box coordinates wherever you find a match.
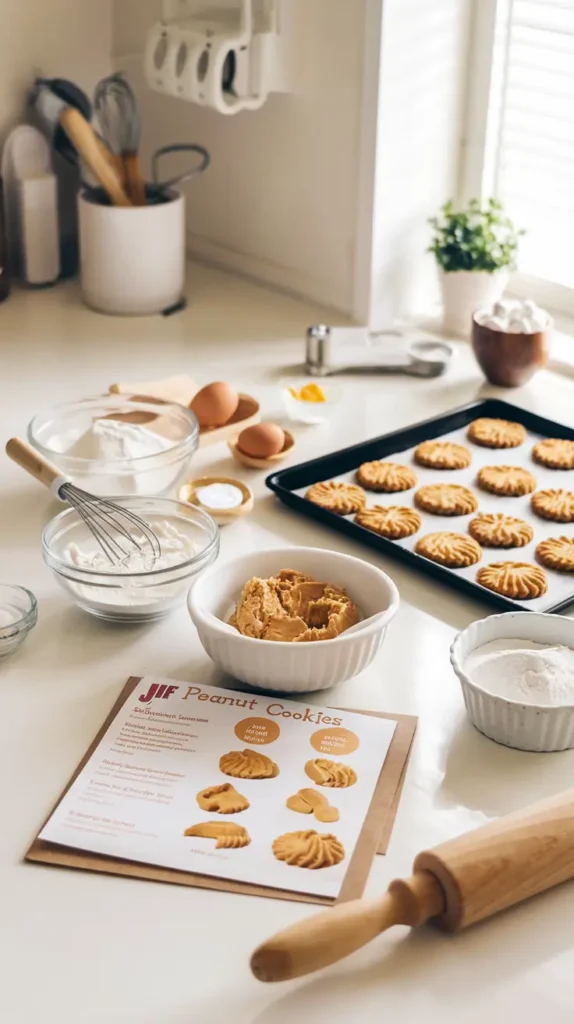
[2,265,574,1024]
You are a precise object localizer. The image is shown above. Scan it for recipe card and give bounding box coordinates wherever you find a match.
[38,677,399,900]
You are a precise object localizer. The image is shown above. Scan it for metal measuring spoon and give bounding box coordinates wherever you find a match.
[305,325,453,378]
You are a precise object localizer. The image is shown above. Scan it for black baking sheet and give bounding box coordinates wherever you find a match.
[266,398,574,614]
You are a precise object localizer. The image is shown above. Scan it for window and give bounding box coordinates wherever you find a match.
[463,0,574,315]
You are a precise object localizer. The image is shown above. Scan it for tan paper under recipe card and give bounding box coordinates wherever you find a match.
[27,677,417,905]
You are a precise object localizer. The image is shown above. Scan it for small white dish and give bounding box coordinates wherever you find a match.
[188,546,399,692]
[280,380,342,425]
[450,612,574,752]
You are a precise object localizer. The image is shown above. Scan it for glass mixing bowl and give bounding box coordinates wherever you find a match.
[43,497,220,623]
[28,396,199,497]
[0,585,38,657]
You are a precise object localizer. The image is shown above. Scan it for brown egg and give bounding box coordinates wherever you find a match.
[237,423,285,459]
[190,382,239,429]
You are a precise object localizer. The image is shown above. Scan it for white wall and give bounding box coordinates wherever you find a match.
[113,0,367,315]
[0,0,113,140]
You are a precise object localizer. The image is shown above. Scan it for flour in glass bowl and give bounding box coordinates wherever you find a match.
[464,639,574,706]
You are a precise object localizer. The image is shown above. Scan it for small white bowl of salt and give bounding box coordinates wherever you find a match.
[450,613,574,752]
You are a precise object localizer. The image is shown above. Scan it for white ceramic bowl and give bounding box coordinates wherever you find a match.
[188,546,399,692]
[450,612,574,752]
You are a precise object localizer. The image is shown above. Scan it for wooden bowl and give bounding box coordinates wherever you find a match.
[178,476,254,525]
[198,393,261,448]
[228,430,296,469]
[472,317,550,387]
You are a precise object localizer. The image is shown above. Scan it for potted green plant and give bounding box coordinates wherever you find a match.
[428,198,524,337]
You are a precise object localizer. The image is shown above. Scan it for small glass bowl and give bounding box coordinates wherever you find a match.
[42,498,220,623]
[279,379,342,425]
[28,396,199,497]
[0,586,37,658]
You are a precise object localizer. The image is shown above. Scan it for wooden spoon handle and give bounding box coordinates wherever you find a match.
[123,152,147,206]
[5,438,64,491]
[251,871,444,983]
[60,107,132,207]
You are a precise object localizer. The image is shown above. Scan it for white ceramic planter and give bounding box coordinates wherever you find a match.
[440,268,508,339]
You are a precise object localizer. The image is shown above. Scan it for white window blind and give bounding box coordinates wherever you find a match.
[481,0,574,295]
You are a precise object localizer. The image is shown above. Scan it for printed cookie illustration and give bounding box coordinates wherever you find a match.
[305,480,366,515]
[286,788,340,823]
[468,513,533,549]
[184,821,251,849]
[196,783,250,815]
[305,758,357,788]
[355,505,421,540]
[414,483,478,517]
[476,562,548,600]
[536,536,574,573]
[532,438,574,470]
[356,461,417,492]
[272,830,345,869]
[532,489,574,523]
[415,532,482,569]
[414,441,471,470]
[219,749,279,780]
[477,465,537,497]
[467,418,526,449]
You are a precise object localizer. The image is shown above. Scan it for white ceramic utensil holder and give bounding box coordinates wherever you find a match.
[78,188,185,316]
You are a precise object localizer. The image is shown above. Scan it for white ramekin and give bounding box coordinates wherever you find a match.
[450,612,574,752]
[188,546,399,692]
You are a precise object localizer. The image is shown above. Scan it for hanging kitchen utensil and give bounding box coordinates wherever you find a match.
[94,73,146,205]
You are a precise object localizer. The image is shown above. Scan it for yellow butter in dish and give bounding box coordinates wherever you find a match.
[288,383,327,403]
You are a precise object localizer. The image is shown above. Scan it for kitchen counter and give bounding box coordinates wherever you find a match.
[2,265,574,1024]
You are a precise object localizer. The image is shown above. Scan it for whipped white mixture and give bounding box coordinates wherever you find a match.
[65,520,199,613]
[195,482,244,510]
[465,638,574,706]
[55,418,174,461]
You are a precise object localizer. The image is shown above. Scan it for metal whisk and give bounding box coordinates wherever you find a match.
[6,439,161,568]
[94,72,147,206]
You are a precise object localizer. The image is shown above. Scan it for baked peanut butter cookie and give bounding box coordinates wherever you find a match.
[414,483,478,516]
[305,758,357,788]
[354,505,421,540]
[467,418,526,449]
[414,440,471,470]
[196,784,249,814]
[219,749,279,780]
[183,821,251,849]
[477,465,537,497]
[469,513,533,548]
[532,489,574,523]
[532,438,574,470]
[536,536,574,572]
[476,562,548,600]
[286,788,340,823]
[415,532,482,568]
[356,460,416,492]
[272,830,345,869]
[305,480,366,515]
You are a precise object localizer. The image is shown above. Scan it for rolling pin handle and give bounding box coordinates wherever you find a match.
[387,870,445,927]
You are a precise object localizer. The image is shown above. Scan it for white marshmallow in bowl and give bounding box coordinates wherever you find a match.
[476,297,549,335]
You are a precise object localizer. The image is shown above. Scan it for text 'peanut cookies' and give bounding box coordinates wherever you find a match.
[219,749,279,780]
[272,830,345,869]
[356,461,417,492]
[196,784,249,814]
[184,821,251,849]
[305,758,357,788]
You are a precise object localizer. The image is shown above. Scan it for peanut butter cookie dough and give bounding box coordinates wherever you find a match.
[196,784,249,814]
[355,505,421,540]
[532,438,574,470]
[305,758,357,788]
[467,418,526,449]
[219,749,279,780]
[476,562,548,600]
[414,440,471,470]
[229,568,359,642]
[477,465,537,497]
[305,480,366,515]
[356,460,417,492]
[536,536,574,573]
[415,532,482,569]
[469,513,533,548]
[414,483,478,517]
[184,821,251,849]
[272,830,345,869]
[532,489,574,523]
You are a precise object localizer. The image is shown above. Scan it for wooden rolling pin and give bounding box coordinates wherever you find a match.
[251,788,574,983]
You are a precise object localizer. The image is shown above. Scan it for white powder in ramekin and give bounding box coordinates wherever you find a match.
[464,639,574,706]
